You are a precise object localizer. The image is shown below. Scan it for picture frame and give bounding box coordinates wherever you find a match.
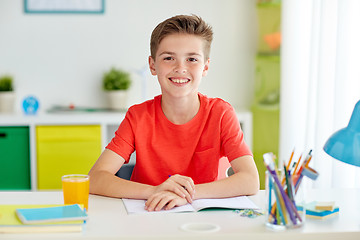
[24,0,105,14]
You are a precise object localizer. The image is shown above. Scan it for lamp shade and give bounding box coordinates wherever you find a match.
[323,100,360,167]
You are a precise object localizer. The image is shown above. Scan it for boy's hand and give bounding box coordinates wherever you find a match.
[153,174,195,203]
[145,190,188,211]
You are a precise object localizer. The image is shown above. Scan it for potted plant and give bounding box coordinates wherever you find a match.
[0,75,15,113]
[103,67,132,110]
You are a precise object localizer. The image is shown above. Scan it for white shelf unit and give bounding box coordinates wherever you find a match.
[0,111,252,191]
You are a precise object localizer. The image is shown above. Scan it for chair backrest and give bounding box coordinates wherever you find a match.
[115,164,135,180]
[226,167,234,177]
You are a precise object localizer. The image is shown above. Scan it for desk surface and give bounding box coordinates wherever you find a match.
[0,189,359,240]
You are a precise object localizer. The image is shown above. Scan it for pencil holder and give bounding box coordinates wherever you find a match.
[265,170,305,230]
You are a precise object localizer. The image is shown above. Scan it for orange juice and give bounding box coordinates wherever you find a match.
[62,174,89,211]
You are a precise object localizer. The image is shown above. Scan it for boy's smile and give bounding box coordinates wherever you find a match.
[149,33,210,100]
[168,77,190,84]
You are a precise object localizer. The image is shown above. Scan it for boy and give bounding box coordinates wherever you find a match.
[89,15,259,211]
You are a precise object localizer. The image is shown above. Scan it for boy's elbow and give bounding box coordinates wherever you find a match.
[88,169,103,195]
[247,173,260,196]
[249,182,260,196]
[88,172,97,194]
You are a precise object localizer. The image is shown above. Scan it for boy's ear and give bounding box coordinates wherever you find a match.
[202,58,210,77]
[148,56,157,76]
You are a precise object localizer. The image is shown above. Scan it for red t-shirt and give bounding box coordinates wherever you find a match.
[106,93,252,185]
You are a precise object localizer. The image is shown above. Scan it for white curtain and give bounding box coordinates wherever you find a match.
[280,0,360,188]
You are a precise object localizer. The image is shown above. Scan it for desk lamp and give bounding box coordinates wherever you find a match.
[323,100,360,167]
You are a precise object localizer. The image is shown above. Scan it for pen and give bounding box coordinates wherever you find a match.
[284,164,294,201]
[268,173,272,216]
[280,150,294,187]
[293,153,302,175]
[290,161,297,174]
[296,150,312,176]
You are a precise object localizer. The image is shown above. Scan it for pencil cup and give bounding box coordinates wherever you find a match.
[265,170,305,230]
[62,174,90,211]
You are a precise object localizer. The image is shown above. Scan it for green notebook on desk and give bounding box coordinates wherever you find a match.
[0,204,85,233]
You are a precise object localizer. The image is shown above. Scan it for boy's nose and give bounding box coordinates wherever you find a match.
[174,62,187,74]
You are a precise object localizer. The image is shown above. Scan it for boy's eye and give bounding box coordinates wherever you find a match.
[188,57,198,62]
[163,56,173,61]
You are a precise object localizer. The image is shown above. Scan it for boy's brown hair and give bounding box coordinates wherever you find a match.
[150,15,213,60]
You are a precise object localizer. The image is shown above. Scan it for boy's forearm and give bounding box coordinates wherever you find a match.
[89,170,155,200]
[192,155,260,200]
[193,171,259,200]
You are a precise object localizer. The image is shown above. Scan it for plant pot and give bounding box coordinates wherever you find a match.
[105,90,128,110]
[0,91,15,113]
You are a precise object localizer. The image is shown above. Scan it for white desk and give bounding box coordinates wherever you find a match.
[0,189,359,240]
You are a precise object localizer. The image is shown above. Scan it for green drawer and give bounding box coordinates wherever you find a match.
[0,127,31,190]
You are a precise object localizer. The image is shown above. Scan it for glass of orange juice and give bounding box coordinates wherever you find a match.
[62,174,90,211]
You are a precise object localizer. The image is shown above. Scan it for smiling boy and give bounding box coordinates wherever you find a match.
[89,15,259,211]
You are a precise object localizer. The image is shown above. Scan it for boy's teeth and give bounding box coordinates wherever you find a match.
[171,78,188,83]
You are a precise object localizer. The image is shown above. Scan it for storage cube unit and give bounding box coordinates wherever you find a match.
[0,126,31,190]
[36,125,101,189]
[254,3,282,190]
[252,55,280,189]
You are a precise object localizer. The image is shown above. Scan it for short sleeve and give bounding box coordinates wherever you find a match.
[106,110,136,163]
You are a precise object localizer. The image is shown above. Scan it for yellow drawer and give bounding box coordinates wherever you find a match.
[36,125,101,189]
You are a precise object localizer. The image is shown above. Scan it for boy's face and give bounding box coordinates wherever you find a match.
[149,33,210,100]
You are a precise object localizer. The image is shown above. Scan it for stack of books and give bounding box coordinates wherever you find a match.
[0,204,88,233]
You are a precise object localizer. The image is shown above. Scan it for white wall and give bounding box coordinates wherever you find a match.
[0,0,257,113]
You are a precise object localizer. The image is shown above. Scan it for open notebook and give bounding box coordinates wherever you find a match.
[123,196,259,214]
